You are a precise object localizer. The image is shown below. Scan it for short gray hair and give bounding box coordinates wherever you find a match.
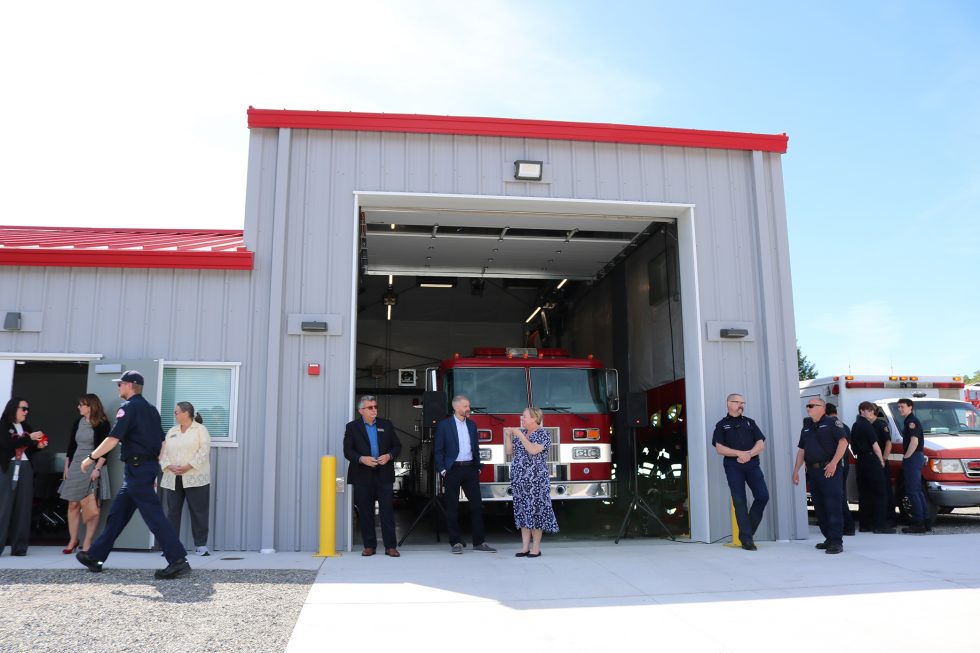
[525,406,544,426]
[357,395,377,410]
[451,395,469,407]
[726,393,744,403]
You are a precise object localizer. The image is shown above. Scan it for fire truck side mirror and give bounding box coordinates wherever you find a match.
[605,369,620,412]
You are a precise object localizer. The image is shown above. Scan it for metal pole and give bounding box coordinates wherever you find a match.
[315,456,340,557]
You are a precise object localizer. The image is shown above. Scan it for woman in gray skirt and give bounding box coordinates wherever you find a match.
[59,394,111,553]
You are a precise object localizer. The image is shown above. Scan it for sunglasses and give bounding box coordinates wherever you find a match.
[18,406,30,412]
[362,405,378,410]
[805,404,823,409]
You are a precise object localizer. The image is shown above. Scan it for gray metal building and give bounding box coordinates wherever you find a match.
[0,109,807,552]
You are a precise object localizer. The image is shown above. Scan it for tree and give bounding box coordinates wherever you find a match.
[798,346,817,381]
[962,370,980,385]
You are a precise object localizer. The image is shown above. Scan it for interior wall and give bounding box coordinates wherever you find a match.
[11,361,88,475]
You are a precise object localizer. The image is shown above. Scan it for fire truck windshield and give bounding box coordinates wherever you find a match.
[447,368,527,413]
[530,368,607,413]
[885,401,980,435]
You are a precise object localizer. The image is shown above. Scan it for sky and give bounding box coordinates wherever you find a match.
[2,1,978,377]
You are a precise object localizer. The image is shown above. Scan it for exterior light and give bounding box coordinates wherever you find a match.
[514,160,543,181]
[300,321,328,332]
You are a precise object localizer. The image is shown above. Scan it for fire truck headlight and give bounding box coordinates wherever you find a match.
[479,448,492,461]
[930,458,963,474]
[572,446,600,460]
[650,411,661,428]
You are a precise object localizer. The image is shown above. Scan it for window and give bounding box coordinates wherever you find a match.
[446,368,528,414]
[160,362,240,447]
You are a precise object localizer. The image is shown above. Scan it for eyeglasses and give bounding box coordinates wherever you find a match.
[362,405,378,410]
[17,406,29,412]
[805,404,822,409]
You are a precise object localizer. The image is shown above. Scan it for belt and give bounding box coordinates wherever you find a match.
[454,460,478,467]
[124,455,152,466]
[807,461,829,469]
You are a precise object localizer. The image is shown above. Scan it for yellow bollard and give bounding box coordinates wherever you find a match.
[724,499,742,547]
[315,455,340,557]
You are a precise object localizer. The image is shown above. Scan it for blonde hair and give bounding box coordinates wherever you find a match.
[525,406,544,427]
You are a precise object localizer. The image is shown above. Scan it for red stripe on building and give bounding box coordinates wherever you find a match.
[247,108,789,153]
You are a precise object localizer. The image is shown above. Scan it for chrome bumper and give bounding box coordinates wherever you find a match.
[459,481,615,502]
[926,482,980,508]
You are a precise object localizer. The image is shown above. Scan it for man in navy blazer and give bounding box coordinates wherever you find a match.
[343,395,402,557]
[434,394,496,554]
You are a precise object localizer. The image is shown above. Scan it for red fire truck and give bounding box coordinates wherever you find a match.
[427,347,620,501]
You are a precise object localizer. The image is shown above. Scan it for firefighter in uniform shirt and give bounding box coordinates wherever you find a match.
[76,371,190,579]
[872,415,896,526]
[897,398,929,534]
[711,394,769,551]
[850,401,894,534]
[792,397,850,554]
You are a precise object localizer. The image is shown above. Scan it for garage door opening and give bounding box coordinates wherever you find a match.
[350,193,695,547]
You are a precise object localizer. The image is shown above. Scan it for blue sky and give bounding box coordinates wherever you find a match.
[2,1,977,376]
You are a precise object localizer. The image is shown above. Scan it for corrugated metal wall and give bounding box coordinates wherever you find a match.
[247,128,798,549]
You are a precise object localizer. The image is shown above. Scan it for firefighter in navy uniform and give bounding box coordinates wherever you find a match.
[711,394,769,551]
[792,397,850,554]
[872,414,897,526]
[897,398,930,534]
[825,403,855,536]
[76,371,190,579]
[850,401,894,534]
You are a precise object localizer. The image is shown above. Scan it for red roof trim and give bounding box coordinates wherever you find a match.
[248,108,788,154]
[0,227,253,271]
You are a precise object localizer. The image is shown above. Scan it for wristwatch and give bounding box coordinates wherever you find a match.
[88,453,98,461]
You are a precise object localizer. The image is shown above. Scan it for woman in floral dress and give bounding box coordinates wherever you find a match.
[505,406,558,557]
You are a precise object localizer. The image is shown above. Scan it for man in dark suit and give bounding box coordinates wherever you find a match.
[343,395,402,557]
[434,394,496,554]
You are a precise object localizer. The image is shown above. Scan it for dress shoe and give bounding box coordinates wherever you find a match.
[361,547,376,556]
[76,551,103,572]
[527,552,542,558]
[825,544,844,554]
[740,540,757,551]
[902,523,927,534]
[62,544,78,554]
[11,551,26,557]
[472,542,497,553]
[815,541,829,550]
[873,527,896,534]
[843,528,856,536]
[514,551,529,557]
[385,548,400,557]
[154,558,191,580]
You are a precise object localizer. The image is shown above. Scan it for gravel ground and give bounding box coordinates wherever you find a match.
[0,569,316,653]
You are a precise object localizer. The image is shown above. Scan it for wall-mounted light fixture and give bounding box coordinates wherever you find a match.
[720,328,749,339]
[514,160,543,181]
[3,312,22,331]
[301,321,328,332]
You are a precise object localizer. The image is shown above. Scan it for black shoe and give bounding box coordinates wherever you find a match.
[902,523,927,534]
[873,527,896,534]
[858,527,873,533]
[740,540,757,551]
[11,551,26,557]
[825,544,843,554]
[76,551,103,573]
[815,541,829,550]
[843,528,856,536]
[154,558,191,579]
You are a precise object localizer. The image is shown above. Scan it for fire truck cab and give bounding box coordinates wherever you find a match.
[428,347,619,501]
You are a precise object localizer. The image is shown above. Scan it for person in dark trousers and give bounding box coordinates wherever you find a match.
[0,397,49,556]
[872,413,897,526]
[793,397,850,554]
[434,395,496,554]
[850,401,895,534]
[343,395,402,557]
[825,403,855,536]
[897,398,929,534]
[76,371,190,579]
[711,393,769,551]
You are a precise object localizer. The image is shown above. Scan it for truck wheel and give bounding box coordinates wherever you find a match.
[896,480,938,526]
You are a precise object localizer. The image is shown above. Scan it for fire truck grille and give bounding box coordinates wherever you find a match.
[504,427,561,463]
[964,459,980,479]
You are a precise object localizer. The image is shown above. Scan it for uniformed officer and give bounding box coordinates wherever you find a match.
[897,398,929,534]
[872,414,897,526]
[825,403,855,536]
[850,401,894,534]
[711,394,769,551]
[76,371,190,578]
[792,397,850,554]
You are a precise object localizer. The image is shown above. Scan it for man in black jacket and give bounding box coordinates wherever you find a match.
[343,395,402,557]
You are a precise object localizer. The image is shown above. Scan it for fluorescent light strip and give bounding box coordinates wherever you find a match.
[557,278,568,289]
[525,306,542,323]
[387,305,392,321]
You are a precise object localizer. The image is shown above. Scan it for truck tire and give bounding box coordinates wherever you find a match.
[896,479,938,526]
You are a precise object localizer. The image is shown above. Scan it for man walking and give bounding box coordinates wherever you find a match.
[434,395,496,554]
[711,394,769,551]
[897,398,929,534]
[76,371,190,578]
[343,395,402,557]
[792,397,850,554]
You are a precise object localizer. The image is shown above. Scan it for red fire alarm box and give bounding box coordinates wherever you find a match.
[308,363,320,376]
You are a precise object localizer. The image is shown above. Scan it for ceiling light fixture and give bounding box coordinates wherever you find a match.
[556,278,568,290]
[525,306,542,323]
[417,276,457,288]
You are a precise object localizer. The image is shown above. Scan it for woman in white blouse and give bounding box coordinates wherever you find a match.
[160,401,212,556]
